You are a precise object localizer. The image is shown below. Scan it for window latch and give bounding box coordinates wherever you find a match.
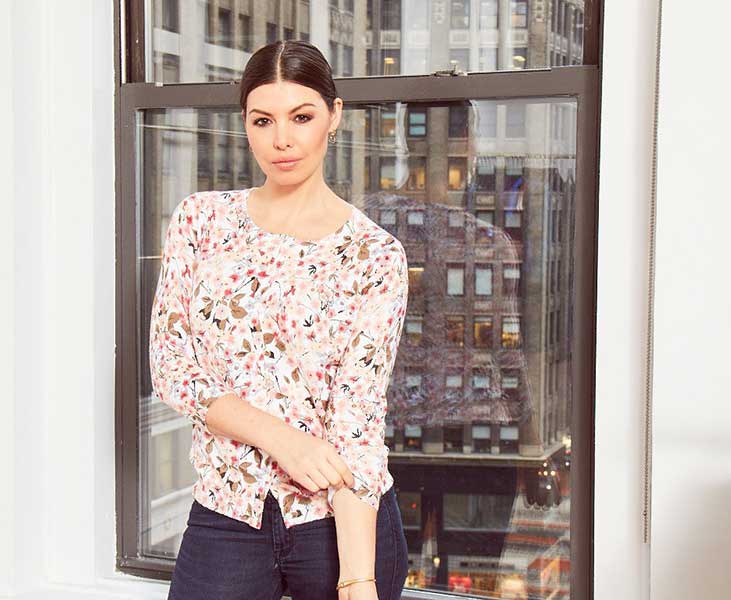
[432,64,468,77]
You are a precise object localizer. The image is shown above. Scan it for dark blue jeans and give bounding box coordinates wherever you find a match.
[168,485,409,600]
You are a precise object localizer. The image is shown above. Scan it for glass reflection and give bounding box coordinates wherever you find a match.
[138,96,577,599]
[149,0,587,83]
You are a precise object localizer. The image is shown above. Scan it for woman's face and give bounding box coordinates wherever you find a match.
[242,80,342,184]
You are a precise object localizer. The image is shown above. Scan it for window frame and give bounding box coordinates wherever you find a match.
[114,1,604,597]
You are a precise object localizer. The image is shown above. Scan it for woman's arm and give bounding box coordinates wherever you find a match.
[148,192,356,486]
[323,239,409,589]
[149,193,235,433]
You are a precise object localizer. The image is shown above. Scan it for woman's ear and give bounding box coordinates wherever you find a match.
[330,98,343,130]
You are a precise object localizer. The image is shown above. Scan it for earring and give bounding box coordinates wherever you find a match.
[328,130,337,143]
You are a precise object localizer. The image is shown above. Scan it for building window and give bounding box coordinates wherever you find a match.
[511,0,529,28]
[381,109,397,137]
[475,157,496,190]
[501,315,521,349]
[503,263,522,296]
[504,159,524,190]
[379,208,397,226]
[217,7,233,47]
[406,157,426,190]
[506,103,526,137]
[447,264,465,296]
[449,105,469,138]
[474,316,494,348]
[408,264,424,295]
[447,210,465,240]
[267,22,278,44]
[404,315,423,345]
[475,264,493,296]
[382,0,401,30]
[478,47,498,71]
[471,423,492,453]
[480,0,498,29]
[448,157,468,190]
[446,315,465,346]
[343,45,353,77]
[379,157,396,189]
[408,108,427,136]
[404,422,422,451]
[237,14,252,51]
[161,0,179,33]
[444,425,464,451]
[451,0,470,29]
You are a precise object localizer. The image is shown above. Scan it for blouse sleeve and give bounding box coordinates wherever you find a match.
[148,193,234,432]
[324,238,409,512]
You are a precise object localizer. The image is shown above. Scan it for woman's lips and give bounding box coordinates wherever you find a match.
[273,158,301,169]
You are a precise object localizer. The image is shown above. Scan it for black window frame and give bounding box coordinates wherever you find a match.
[114,2,604,597]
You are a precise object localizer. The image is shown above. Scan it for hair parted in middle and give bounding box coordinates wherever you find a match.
[238,40,339,115]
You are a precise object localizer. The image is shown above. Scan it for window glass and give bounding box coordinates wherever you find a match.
[137,97,578,597]
[148,0,588,83]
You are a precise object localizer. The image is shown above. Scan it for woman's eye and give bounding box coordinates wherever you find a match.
[253,115,312,127]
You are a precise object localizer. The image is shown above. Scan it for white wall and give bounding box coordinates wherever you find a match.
[5,0,723,599]
[650,2,731,598]
[593,0,658,598]
[0,0,17,593]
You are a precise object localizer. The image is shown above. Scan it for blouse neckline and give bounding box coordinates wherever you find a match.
[242,186,358,246]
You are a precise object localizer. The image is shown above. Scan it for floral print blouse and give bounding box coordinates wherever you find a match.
[149,187,408,530]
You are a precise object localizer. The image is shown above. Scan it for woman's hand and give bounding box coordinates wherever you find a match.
[337,580,378,600]
[271,426,355,493]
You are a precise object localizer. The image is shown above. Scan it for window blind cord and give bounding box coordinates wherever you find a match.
[644,0,664,545]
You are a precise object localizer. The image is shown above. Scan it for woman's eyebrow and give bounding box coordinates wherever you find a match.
[248,103,317,117]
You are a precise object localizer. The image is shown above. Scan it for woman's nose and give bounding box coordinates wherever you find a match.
[273,125,293,148]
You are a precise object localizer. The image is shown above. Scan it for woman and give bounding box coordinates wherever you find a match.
[149,40,410,600]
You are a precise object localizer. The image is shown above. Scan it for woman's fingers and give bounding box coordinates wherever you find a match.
[326,451,355,488]
[317,457,349,490]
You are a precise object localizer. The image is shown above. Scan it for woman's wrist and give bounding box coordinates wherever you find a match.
[336,576,377,591]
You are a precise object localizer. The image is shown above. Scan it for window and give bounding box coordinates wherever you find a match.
[444,425,464,451]
[511,0,528,28]
[408,108,427,136]
[480,0,498,30]
[449,105,469,138]
[406,157,426,190]
[161,0,179,32]
[503,263,522,296]
[447,264,465,296]
[408,264,424,295]
[217,7,233,48]
[506,103,526,137]
[382,0,401,30]
[446,315,465,346]
[474,316,494,348]
[379,157,396,189]
[379,208,397,226]
[475,156,496,190]
[475,265,493,296]
[451,0,470,29]
[471,423,492,453]
[501,315,521,349]
[448,157,468,190]
[120,3,602,596]
[405,315,424,346]
[237,14,252,51]
[479,47,498,71]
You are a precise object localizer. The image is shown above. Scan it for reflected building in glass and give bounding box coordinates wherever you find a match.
[140,1,585,598]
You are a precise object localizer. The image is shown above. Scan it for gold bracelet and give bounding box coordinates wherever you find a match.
[335,576,376,590]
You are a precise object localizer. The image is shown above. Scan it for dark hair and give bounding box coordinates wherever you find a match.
[239,40,338,115]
